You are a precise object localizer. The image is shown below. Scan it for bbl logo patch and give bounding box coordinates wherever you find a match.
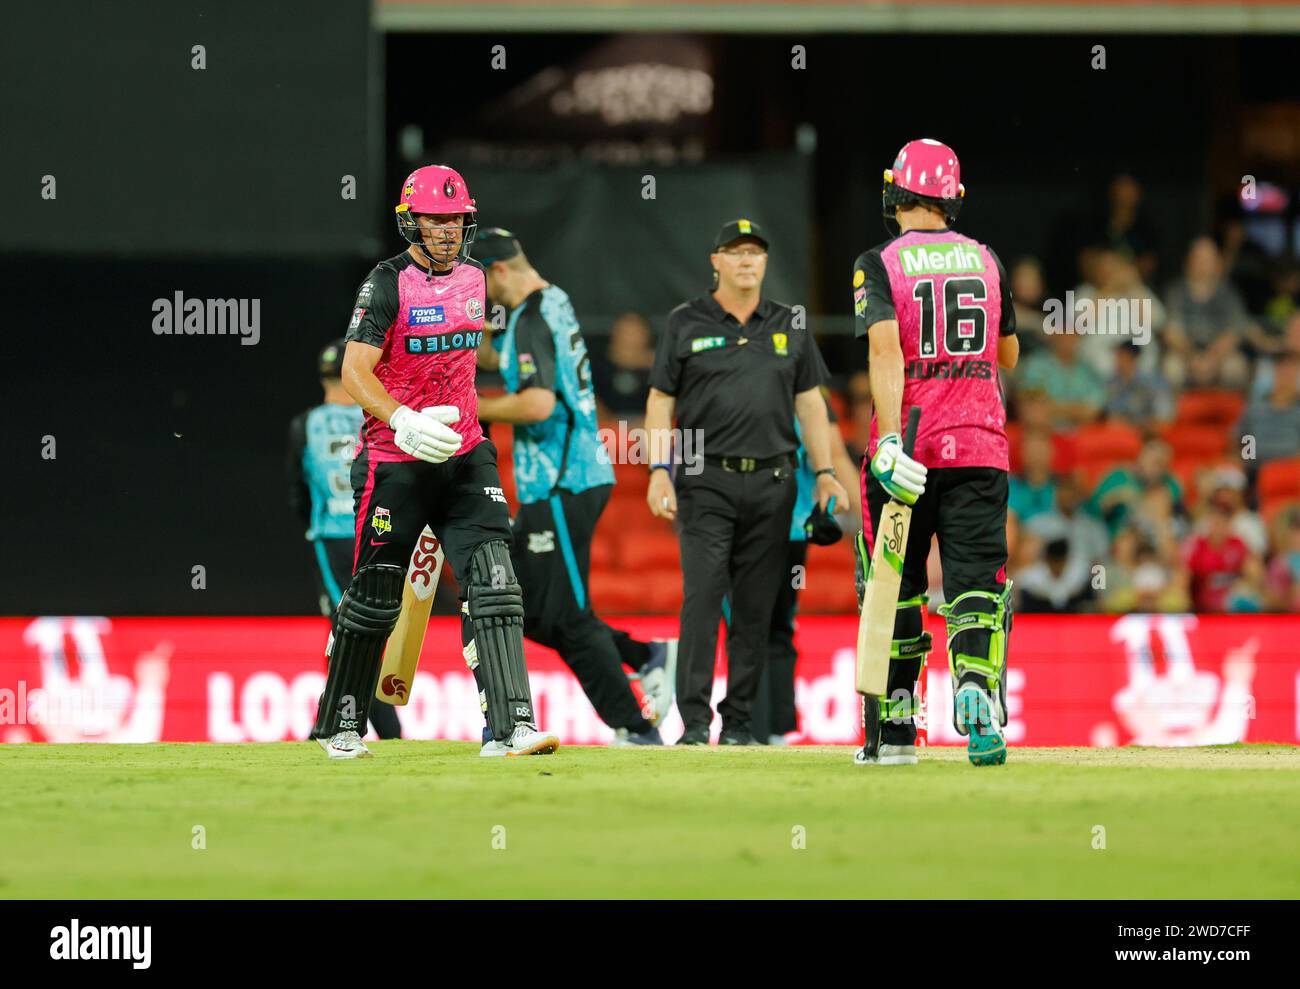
[518,352,537,376]
[371,507,392,536]
[466,297,484,321]
[409,305,446,326]
[738,218,752,234]
[404,181,415,199]
[773,332,788,356]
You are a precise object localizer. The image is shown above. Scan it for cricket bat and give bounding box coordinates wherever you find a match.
[375,527,444,705]
[855,406,922,697]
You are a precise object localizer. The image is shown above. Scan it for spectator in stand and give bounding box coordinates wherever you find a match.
[1237,351,1300,470]
[1265,505,1300,612]
[844,369,872,465]
[1019,473,1110,613]
[1076,249,1165,380]
[1089,436,1184,538]
[1249,312,1300,400]
[590,311,656,424]
[1009,429,1057,523]
[1183,497,1258,613]
[1103,535,1191,613]
[1010,256,1049,357]
[1203,466,1268,556]
[1262,260,1300,334]
[1018,331,1106,429]
[1163,236,1252,389]
[1105,340,1173,429]
[1090,174,1160,284]
[1017,536,1096,613]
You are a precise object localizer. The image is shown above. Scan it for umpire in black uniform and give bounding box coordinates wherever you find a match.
[645,219,848,745]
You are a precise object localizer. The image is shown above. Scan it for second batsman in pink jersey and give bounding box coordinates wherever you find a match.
[310,164,558,761]
[851,138,1020,769]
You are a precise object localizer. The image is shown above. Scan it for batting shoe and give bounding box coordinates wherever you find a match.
[503,722,560,756]
[955,683,1007,767]
[853,743,918,766]
[316,730,372,760]
[637,639,678,725]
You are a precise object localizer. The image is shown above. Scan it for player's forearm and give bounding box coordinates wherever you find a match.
[645,388,676,465]
[476,332,500,370]
[831,430,862,518]
[794,389,834,472]
[477,389,555,425]
[867,346,905,437]
[343,362,400,424]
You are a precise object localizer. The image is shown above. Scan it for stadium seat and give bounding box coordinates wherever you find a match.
[1176,389,1245,429]
[1259,457,1300,503]
[589,571,649,614]
[590,533,616,570]
[1161,423,1230,460]
[646,573,683,614]
[1005,421,1023,473]
[1261,496,1299,528]
[620,532,680,570]
[1072,422,1143,466]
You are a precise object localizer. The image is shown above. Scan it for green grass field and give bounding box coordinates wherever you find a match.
[2,743,1297,899]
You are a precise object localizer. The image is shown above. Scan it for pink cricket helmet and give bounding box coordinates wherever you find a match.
[882,138,965,234]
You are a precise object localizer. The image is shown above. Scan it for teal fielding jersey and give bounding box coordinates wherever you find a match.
[499,285,614,504]
[301,403,364,539]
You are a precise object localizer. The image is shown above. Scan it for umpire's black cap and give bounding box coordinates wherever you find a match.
[318,338,347,379]
[712,218,770,251]
[473,227,523,266]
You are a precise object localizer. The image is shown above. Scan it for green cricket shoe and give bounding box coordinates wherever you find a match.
[954,684,1007,767]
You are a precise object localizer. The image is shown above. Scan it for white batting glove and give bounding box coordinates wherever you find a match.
[869,433,927,505]
[390,405,462,464]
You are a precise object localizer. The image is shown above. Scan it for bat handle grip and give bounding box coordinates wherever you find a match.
[902,406,921,457]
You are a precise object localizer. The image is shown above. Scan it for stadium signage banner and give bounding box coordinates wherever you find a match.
[0,615,1294,746]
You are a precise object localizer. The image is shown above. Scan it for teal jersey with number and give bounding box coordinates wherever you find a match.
[303,403,364,539]
[499,285,614,504]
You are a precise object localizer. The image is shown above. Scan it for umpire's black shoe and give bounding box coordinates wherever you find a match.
[719,727,756,746]
[676,725,710,745]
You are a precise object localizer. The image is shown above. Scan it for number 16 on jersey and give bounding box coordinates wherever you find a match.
[855,407,921,697]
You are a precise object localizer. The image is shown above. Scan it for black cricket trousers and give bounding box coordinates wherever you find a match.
[675,460,797,732]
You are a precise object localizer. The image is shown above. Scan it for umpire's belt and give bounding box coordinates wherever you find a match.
[702,453,794,473]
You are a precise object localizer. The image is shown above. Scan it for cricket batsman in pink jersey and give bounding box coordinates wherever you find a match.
[852,139,1020,767]
[310,164,558,759]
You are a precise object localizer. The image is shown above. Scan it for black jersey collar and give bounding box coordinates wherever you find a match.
[700,292,775,324]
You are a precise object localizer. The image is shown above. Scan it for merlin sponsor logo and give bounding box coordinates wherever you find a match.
[898,242,985,276]
[49,919,151,970]
[906,359,994,380]
[409,305,446,326]
[406,330,484,353]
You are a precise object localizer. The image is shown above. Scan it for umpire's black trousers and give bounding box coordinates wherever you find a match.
[676,460,797,732]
